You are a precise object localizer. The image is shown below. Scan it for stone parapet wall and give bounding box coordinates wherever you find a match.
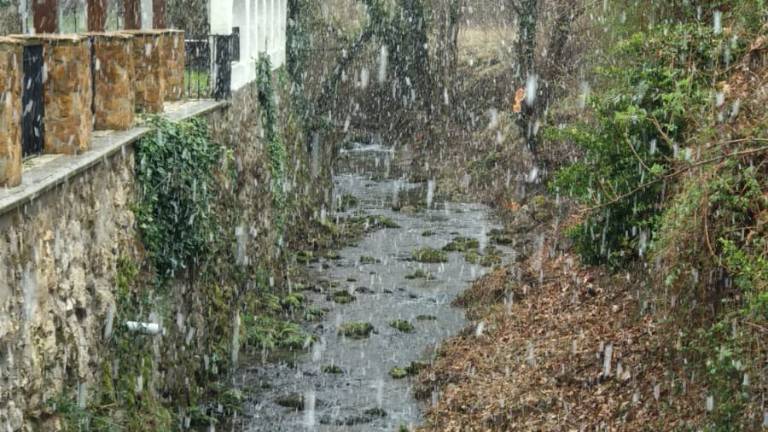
[0,148,137,431]
[0,38,22,187]
[10,34,93,155]
[122,30,165,113]
[163,30,185,101]
[87,32,135,130]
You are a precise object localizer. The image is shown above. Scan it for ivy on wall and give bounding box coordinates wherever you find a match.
[256,56,288,241]
[135,117,225,285]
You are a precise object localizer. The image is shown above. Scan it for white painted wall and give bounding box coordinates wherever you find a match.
[209,0,286,91]
[210,0,234,34]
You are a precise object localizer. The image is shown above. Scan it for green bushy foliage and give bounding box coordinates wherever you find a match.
[550,23,737,266]
[135,117,225,284]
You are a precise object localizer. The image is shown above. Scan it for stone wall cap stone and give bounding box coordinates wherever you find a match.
[8,34,86,44]
[0,36,24,45]
[119,29,166,36]
[81,32,134,40]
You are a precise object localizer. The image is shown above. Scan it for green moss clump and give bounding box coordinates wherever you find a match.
[280,293,305,310]
[324,250,342,260]
[244,315,314,350]
[463,250,480,264]
[359,255,380,264]
[389,319,415,333]
[331,290,356,304]
[479,254,502,268]
[321,364,344,374]
[416,315,437,321]
[389,361,427,379]
[389,367,408,379]
[296,250,319,265]
[405,269,434,280]
[338,322,375,339]
[489,228,514,245]
[443,236,480,252]
[337,193,359,211]
[412,247,448,263]
[421,230,436,237]
[304,306,327,321]
[373,216,401,229]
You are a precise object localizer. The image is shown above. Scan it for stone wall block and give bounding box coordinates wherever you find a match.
[88,32,135,130]
[0,38,22,187]
[123,30,165,113]
[10,35,94,155]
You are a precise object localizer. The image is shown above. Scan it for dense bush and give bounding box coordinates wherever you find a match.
[550,24,736,266]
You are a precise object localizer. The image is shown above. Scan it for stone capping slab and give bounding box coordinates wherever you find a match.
[0,99,228,216]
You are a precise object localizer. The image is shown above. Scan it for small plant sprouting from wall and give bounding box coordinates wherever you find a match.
[256,56,288,241]
[135,117,225,285]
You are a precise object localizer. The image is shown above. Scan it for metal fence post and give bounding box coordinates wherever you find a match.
[213,34,231,100]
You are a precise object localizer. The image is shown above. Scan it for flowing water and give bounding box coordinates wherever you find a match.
[235,144,507,431]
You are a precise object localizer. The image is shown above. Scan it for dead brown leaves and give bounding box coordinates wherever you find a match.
[417,237,708,431]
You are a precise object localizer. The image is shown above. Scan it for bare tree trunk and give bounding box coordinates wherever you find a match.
[513,0,540,154]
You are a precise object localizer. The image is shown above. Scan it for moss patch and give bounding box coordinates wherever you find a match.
[405,268,435,280]
[443,236,480,252]
[389,319,415,333]
[412,247,449,263]
[338,322,375,339]
[330,290,357,304]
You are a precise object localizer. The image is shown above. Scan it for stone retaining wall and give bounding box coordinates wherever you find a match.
[0,37,22,187]
[89,32,135,130]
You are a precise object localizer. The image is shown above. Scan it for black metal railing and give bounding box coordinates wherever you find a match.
[22,44,45,158]
[232,27,240,63]
[184,34,232,100]
[213,35,232,100]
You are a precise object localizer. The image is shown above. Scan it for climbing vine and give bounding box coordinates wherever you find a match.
[135,117,225,285]
[257,56,288,241]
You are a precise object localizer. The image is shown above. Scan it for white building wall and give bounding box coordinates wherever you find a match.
[210,0,286,92]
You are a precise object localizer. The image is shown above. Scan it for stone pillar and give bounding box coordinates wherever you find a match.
[124,0,141,30]
[152,0,166,28]
[33,0,58,33]
[0,38,23,187]
[87,32,135,130]
[11,35,93,155]
[87,0,107,31]
[163,30,185,101]
[122,30,165,112]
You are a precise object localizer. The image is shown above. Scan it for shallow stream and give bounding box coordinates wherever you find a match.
[236,144,507,431]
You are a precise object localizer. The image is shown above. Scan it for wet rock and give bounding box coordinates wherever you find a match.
[275,393,325,411]
[320,407,387,425]
[415,314,437,321]
[321,364,344,374]
[355,286,375,294]
[421,230,436,237]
